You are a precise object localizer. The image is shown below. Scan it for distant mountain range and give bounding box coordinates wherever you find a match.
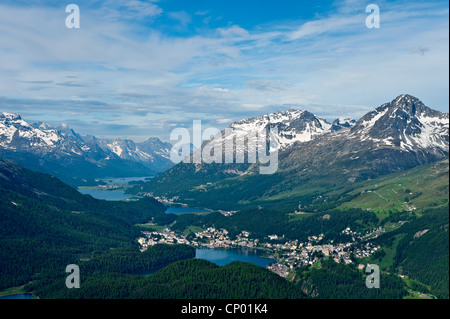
[2,94,448,192]
[0,113,174,186]
[129,94,449,210]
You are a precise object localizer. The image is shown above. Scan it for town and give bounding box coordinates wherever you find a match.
[137,223,384,278]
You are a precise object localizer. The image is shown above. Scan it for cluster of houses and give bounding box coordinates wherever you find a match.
[138,227,259,251]
[186,227,259,248]
[264,236,355,267]
[216,210,238,217]
[153,195,180,205]
[268,263,289,277]
[354,242,381,259]
[138,228,189,251]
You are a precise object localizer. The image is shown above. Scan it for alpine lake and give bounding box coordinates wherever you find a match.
[78,177,275,269]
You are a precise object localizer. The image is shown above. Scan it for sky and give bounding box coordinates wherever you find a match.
[0,0,448,142]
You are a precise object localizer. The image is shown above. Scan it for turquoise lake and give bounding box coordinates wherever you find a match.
[0,293,34,299]
[195,247,275,267]
[78,176,154,201]
[78,189,137,201]
[165,206,210,214]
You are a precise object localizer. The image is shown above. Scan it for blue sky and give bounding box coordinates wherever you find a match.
[0,0,448,141]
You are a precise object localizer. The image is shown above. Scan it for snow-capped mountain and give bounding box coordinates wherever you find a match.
[196,94,447,164]
[227,109,340,151]
[350,94,448,154]
[91,136,174,172]
[192,109,355,165]
[0,113,84,156]
[130,94,449,207]
[278,94,449,181]
[0,112,174,185]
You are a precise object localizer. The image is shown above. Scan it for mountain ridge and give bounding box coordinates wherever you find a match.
[129,94,449,211]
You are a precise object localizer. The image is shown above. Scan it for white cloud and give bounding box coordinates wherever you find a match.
[125,0,162,17]
[216,118,233,124]
[168,11,192,26]
[212,88,229,92]
[287,16,361,40]
[0,0,447,141]
[101,0,163,20]
[217,25,249,38]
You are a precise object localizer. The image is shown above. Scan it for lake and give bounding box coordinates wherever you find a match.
[79,177,211,208]
[78,176,154,201]
[101,176,154,185]
[78,189,137,201]
[165,206,210,214]
[144,247,275,276]
[0,293,34,299]
[195,247,275,267]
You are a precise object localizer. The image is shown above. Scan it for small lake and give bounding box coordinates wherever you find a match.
[78,189,137,201]
[195,248,275,267]
[144,247,275,276]
[101,176,154,185]
[0,293,34,299]
[165,206,210,214]
[78,176,156,201]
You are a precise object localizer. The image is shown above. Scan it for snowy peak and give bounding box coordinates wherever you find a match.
[351,94,449,152]
[355,94,443,128]
[228,109,334,150]
[392,94,426,115]
[106,139,137,159]
[93,137,173,171]
[138,138,172,159]
[0,112,22,121]
[232,109,330,130]
[389,94,444,118]
[232,109,305,126]
[0,112,61,148]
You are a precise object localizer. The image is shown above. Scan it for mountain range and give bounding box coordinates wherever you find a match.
[0,113,174,185]
[129,94,449,211]
[223,109,355,152]
[1,94,448,196]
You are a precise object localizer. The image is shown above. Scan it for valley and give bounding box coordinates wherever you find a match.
[1,94,448,300]
[1,0,448,307]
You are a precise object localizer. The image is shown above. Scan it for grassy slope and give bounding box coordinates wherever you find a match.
[134,154,448,214]
[339,158,449,212]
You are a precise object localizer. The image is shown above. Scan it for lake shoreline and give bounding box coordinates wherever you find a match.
[194,247,276,267]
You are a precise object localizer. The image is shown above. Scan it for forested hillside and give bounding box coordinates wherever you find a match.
[370,206,449,298]
[0,158,176,290]
[1,157,448,299]
[31,259,305,299]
